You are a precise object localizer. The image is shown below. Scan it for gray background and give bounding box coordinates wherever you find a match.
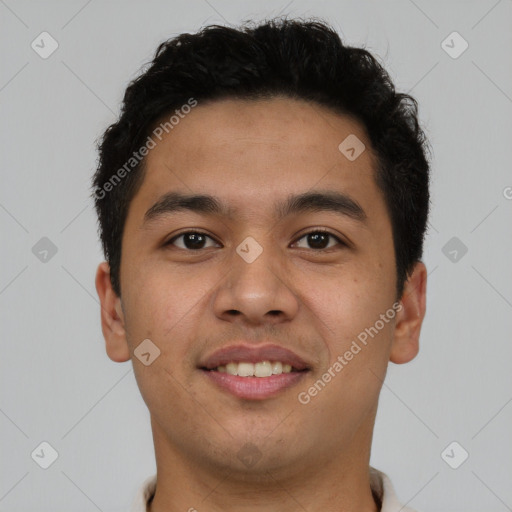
[1,0,511,511]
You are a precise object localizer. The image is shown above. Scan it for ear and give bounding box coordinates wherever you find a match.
[390,261,427,364]
[95,261,131,363]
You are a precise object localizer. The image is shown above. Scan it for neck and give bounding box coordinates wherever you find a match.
[147,414,380,512]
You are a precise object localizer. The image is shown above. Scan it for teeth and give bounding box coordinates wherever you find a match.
[254,361,272,377]
[226,362,238,375]
[271,361,283,374]
[237,362,254,377]
[215,361,295,377]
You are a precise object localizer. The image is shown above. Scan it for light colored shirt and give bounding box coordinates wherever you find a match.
[130,467,418,511]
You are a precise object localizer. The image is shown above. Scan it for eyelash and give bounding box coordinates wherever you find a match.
[166,229,345,251]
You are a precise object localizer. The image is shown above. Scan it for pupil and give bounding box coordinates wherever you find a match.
[184,233,205,249]
[308,232,328,249]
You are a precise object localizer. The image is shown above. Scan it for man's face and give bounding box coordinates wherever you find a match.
[99,97,421,476]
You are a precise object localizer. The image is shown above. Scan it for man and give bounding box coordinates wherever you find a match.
[93,18,429,512]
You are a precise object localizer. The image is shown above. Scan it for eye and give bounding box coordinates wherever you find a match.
[292,230,345,250]
[166,231,220,250]
[166,229,345,251]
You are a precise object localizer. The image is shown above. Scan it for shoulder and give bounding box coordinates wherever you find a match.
[130,474,157,512]
[370,467,419,512]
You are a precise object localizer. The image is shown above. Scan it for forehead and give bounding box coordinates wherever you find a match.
[149,96,372,165]
[128,96,384,225]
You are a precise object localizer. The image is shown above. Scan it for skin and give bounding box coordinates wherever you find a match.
[95,97,427,512]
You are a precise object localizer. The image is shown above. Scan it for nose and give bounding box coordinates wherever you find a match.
[212,239,299,326]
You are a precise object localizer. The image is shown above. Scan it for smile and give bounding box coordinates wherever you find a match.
[211,361,296,377]
[199,343,311,400]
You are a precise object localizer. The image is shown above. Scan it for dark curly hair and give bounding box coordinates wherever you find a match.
[91,17,430,299]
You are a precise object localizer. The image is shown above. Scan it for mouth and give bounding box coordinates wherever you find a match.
[203,360,305,376]
[199,344,311,400]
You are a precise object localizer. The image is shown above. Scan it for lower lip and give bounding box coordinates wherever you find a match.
[201,370,307,400]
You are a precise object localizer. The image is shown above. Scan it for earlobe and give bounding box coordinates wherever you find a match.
[95,262,131,363]
[389,261,427,364]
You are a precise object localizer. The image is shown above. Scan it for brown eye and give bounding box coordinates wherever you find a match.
[293,230,343,250]
[167,232,220,250]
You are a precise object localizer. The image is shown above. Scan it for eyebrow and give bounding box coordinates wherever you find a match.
[142,190,367,227]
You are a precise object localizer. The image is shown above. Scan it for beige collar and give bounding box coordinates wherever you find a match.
[131,467,418,512]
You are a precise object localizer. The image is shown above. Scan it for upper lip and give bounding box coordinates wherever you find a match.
[199,344,310,371]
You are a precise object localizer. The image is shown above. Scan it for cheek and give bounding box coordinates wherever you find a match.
[122,267,206,411]
[301,263,394,340]
[123,261,210,336]
[122,262,221,399]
